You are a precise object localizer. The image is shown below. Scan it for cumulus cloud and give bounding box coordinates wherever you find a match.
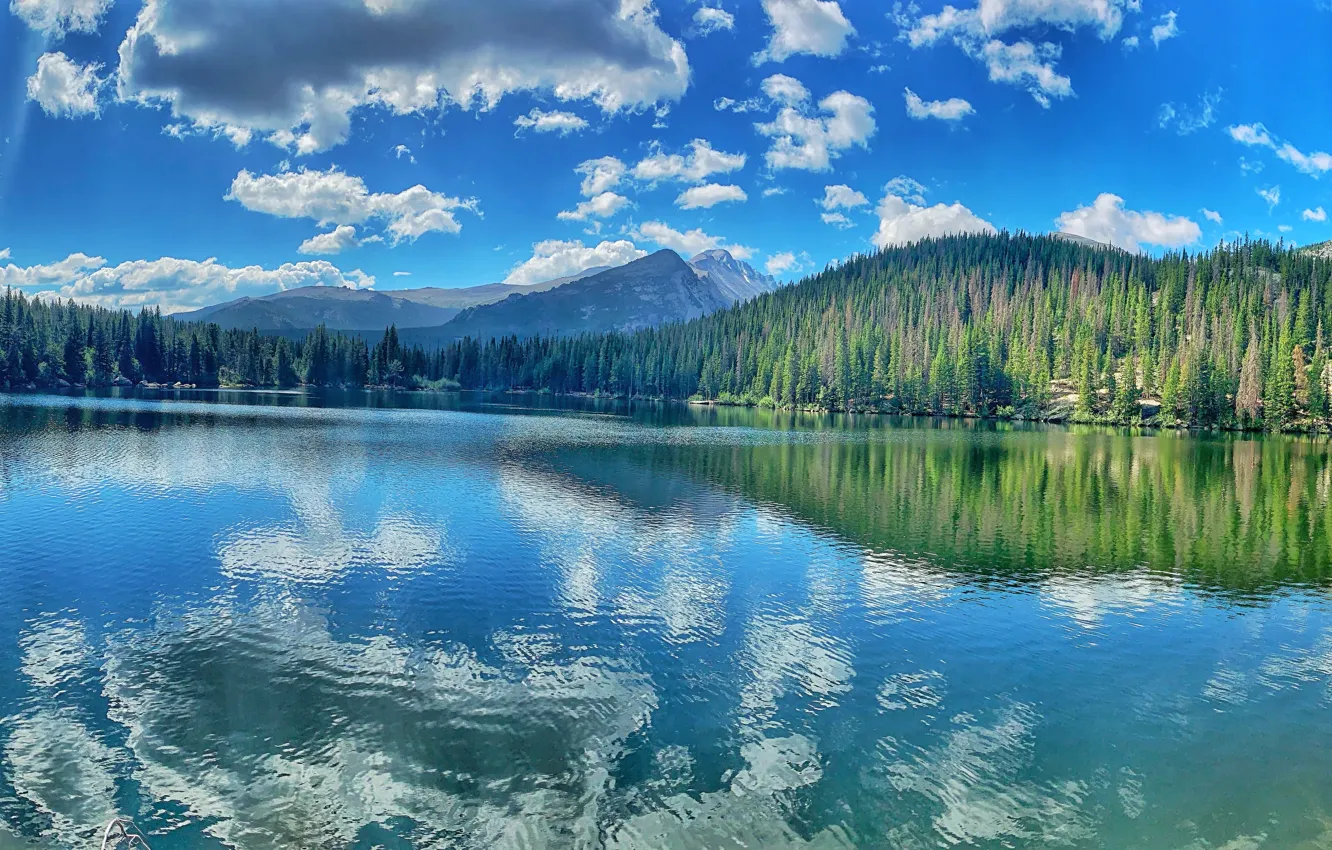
[632,138,747,184]
[1305,207,1328,223]
[872,179,996,248]
[765,251,808,276]
[902,0,1132,46]
[0,253,374,311]
[1257,185,1281,209]
[904,87,974,121]
[820,184,868,210]
[978,39,1071,106]
[114,0,690,153]
[298,225,360,255]
[392,144,416,163]
[713,95,765,112]
[761,73,810,106]
[895,0,1134,105]
[226,167,478,246]
[633,221,753,259]
[1121,35,1139,48]
[504,238,646,285]
[821,212,852,227]
[11,0,112,37]
[513,108,590,136]
[756,81,875,171]
[1055,193,1201,251]
[1150,10,1179,45]
[1202,208,1223,225]
[557,191,631,221]
[675,183,748,209]
[26,52,103,118]
[575,156,627,196]
[693,6,735,34]
[755,0,855,63]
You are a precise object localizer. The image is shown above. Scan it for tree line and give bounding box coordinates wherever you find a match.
[4,232,1332,430]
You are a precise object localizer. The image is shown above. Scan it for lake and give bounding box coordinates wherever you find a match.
[2,390,1331,850]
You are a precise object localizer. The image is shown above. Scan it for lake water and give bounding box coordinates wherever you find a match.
[2,390,1332,850]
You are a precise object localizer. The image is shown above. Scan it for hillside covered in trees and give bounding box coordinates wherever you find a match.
[3,232,1332,430]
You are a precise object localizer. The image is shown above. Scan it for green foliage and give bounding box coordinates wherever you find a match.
[5,233,1332,433]
[422,233,1332,430]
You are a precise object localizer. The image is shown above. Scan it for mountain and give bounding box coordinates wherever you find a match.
[1053,232,1115,250]
[1303,241,1332,262]
[175,267,611,331]
[689,249,778,302]
[405,250,733,345]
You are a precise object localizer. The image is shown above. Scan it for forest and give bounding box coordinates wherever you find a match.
[3,232,1331,430]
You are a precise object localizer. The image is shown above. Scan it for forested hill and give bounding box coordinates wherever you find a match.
[432,232,1332,430]
[3,232,1331,430]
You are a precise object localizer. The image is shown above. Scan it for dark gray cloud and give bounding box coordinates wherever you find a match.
[116,0,690,151]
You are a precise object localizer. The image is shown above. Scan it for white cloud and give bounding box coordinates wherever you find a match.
[1277,143,1332,176]
[873,180,996,249]
[822,213,853,228]
[1229,123,1274,147]
[761,73,811,105]
[1258,185,1281,209]
[575,156,627,197]
[765,251,808,276]
[1227,122,1332,176]
[883,175,928,205]
[1279,224,1293,234]
[504,239,646,285]
[820,184,869,210]
[714,95,765,112]
[393,271,412,277]
[1305,207,1328,222]
[1055,193,1201,251]
[755,0,855,63]
[114,0,690,153]
[896,0,1131,104]
[392,144,416,164]
[225,167,478,244]
[979,39,1071,106]
[1121,35,1139,48]
[633,221,752,259]
[26,52,103,118]
[903,0,1132,45]
[756,87,875,171]
[1158,88,1220,135]
[904,87,974,121]
[632,139,747,184]
[762,186,788,197]
[513,108,590,136]
[1202,208,1223,225]
[0,248,9,261]
[298,225,360,255]
[10,0,112,37]
[1150,10,1179,46]
[557,191,631,221]
[675,184,748,209]
[0,253,374,312]
[694,6,735,34]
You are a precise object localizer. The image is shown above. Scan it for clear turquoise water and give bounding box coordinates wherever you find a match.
[1,391,1331,850]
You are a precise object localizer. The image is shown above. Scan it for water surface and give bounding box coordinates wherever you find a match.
[2,391,1331,850]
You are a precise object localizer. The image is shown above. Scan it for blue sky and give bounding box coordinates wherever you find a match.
[0,0,1329,312]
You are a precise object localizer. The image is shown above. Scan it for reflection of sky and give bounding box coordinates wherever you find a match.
[3,397,1332,849]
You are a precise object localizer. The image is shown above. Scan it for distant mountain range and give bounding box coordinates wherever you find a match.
[175,267,608,331]
[178,250,777,342]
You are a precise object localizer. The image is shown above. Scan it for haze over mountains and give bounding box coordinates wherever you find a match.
[179,250,777,341]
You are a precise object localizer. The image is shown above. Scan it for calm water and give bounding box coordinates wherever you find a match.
[2,391,1332,850]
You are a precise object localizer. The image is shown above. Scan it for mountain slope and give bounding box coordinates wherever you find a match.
[404,250,731,345]
[176,267,611,331]
[689,249,778,302]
